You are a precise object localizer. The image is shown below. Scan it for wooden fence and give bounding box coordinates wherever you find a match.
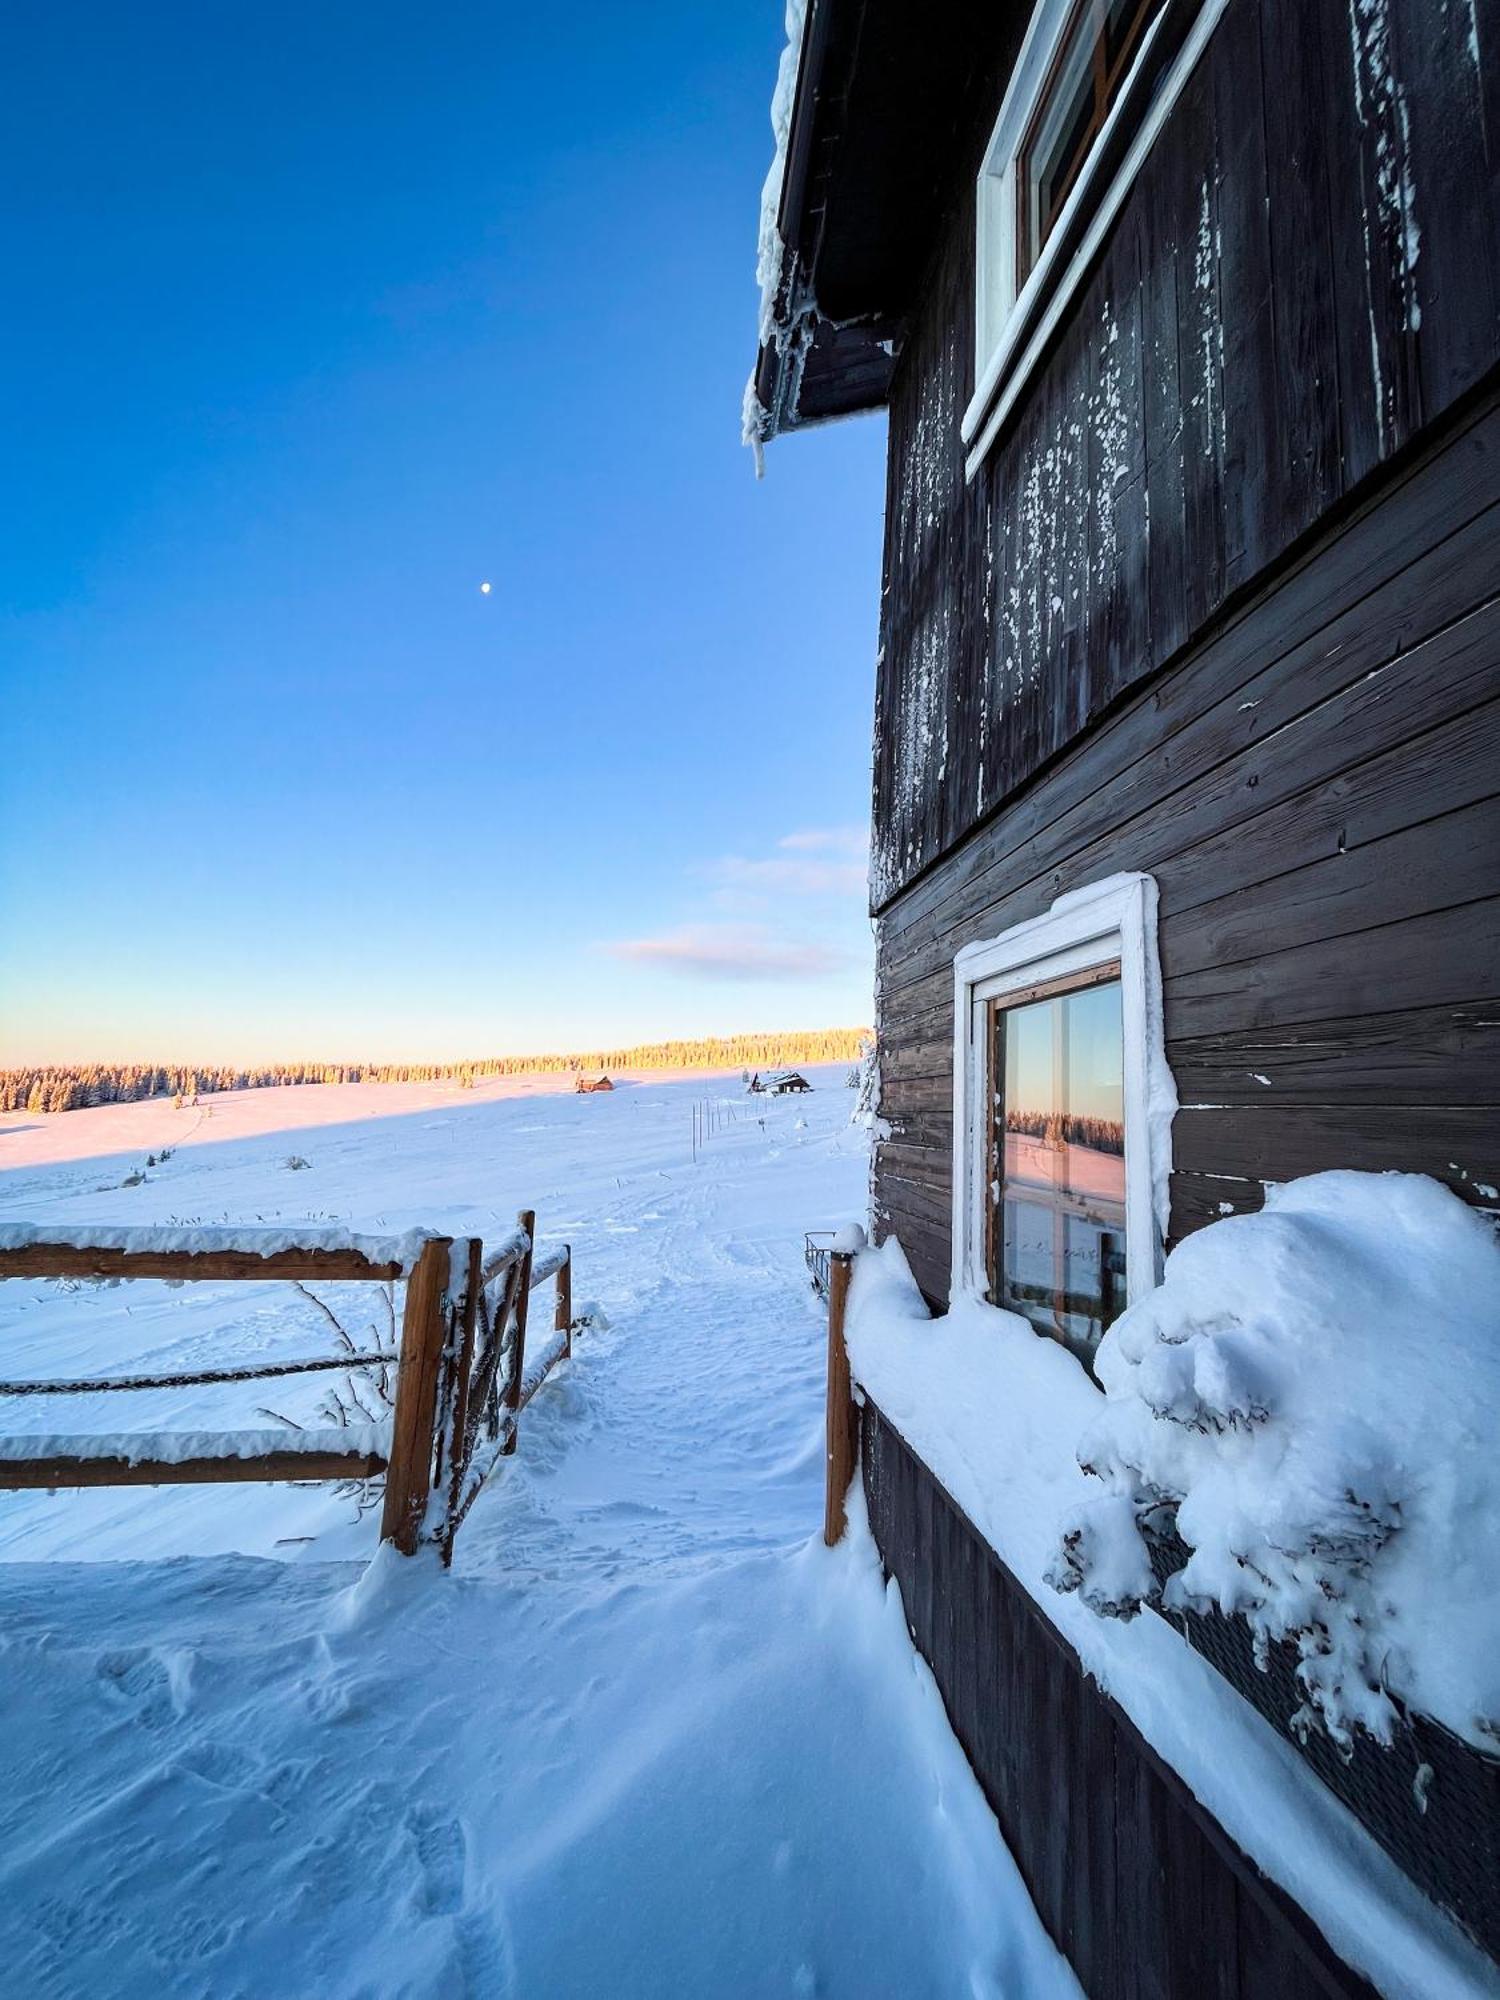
[0,1212,581,1563]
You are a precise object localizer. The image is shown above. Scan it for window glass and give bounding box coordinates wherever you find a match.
[991,971,1126,1363]
[1016,0,1162,282]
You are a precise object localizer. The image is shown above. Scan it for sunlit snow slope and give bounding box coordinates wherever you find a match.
[0,1072,1077,2000]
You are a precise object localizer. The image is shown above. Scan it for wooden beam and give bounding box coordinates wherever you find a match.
[0,1450,386,1490]
[380,1237,453,1555]
[0,1352,396,1397]
[555,1247,573,1360]
[824,1249,859,1546]
[502,1210,536,1457]
[0,1244,405,1283]
[438,1237,484,1570]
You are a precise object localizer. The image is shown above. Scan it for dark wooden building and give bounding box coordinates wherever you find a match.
[751,0,1500,1993]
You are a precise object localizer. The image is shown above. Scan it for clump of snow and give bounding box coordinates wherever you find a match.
[832,1222,868,1257]
[0,1426,389,1465]
[1050,1173,1500,1755]
[0,1219,439,1270]
[848,1029,887,1137]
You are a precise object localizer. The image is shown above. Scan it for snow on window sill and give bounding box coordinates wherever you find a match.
[843,1235,1499,2000]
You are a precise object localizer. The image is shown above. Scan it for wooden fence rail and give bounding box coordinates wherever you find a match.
[0,1215,583,1560]
[822,1247,858,1546]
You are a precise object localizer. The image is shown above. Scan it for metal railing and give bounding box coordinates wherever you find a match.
[804,1230,836,1298]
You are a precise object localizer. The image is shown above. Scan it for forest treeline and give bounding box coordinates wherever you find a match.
[1,1028,870,1114]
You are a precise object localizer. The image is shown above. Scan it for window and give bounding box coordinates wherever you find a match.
[966,0,1230,478]
[990,964,1127,1362]
[1015,0,1163,286]
[951,875,1175,1367]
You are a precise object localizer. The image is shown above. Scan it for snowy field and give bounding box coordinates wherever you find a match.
[0,1072,1076,1998]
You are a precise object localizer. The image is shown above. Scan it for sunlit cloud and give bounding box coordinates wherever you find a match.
[777,826,869,858]
[601,923,851,982]
[698,826,870,908]
[707,854,867,898]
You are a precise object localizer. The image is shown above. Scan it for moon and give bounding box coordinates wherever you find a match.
[479,581,492,595]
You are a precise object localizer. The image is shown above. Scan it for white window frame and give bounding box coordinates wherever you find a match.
[965,0,1230,482]
[950,873,1175,1314]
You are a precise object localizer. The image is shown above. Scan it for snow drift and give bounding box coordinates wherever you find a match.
[1050,1172,1500,1755]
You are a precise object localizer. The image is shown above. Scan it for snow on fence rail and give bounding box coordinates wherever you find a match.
[0,1213,582,1562]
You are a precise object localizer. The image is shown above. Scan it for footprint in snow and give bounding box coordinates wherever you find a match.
[450,1905,517,1997]
[94,1647,174,1729]
[174,1740,261,1792]
[408,1804,468,1915]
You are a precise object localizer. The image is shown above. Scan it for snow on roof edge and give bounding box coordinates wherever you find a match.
[743,0,810,469]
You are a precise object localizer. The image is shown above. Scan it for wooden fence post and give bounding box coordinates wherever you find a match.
[824,1249,859,1546]
[502,1209,536,1456]
[437,1236,483,1568]
[381,1237,453,1555]
[556,1247,573,1359]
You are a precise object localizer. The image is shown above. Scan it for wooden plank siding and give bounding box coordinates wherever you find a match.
[862,1403,1381,2000]
[873,380,1500,1305]
[871,0,1500,911]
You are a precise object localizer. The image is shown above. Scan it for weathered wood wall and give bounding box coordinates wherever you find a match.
[874,381,1500,1302]
[863,1402,1382,2000]
[872,0,1500,909]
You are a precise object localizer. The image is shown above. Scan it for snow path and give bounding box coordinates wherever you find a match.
[0,1075,1077,1998]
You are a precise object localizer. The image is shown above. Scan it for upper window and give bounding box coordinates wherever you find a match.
[966,0,1229,477]
[1015,0,1163,286]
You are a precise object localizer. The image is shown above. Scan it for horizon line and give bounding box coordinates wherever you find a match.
[1,1025,873,1080]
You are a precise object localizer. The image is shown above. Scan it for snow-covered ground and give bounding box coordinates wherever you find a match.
[0,1072,1076,1998]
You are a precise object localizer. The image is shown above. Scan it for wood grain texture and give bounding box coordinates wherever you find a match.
[379,1236,454,1554]
[0,1451,386,1490]
[0,1244,406,1283]
[871,0,1500,910]
[874,378,1500,1306]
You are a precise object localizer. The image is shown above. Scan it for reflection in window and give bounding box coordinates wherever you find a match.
[989,969,1126,1364]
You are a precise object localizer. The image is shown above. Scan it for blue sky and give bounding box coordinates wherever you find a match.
[0,2,886,1065]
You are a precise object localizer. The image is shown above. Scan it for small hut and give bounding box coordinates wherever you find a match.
[768,1071,811,1095]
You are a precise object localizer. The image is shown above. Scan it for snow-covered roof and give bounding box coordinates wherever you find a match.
[743,3,1018,456]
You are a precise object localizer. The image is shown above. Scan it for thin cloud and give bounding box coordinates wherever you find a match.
[778,826,869,858]
[602,923,850,982]
[707,854,867,898]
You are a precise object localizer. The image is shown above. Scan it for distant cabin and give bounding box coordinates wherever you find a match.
[575,1075,614,1094]
[752,1070,812,1095]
